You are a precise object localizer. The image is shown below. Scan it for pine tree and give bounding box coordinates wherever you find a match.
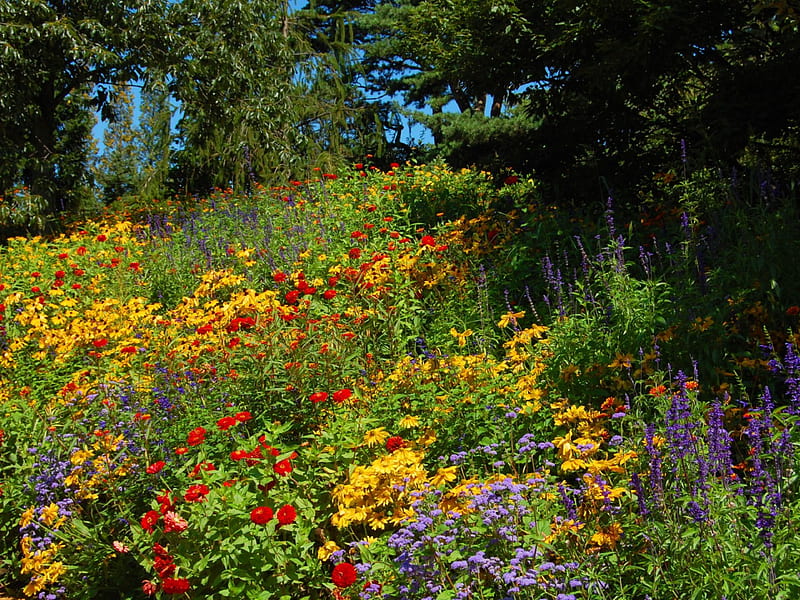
[136,82,173,200]
[95,88,140,205]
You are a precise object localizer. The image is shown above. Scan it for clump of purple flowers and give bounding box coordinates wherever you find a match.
[355,476,605,599]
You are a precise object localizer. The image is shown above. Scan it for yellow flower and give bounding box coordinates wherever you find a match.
[449,327,473,347]
[497,310,525,329]
[70,448,93,465]
[398,415,421,429]
[19,506,35,528]
[417,429,437,446]
[317,541,341,562]
[40,503,60,527]
[429,466,458,487]
[362,427,390,447]
[608,353,633,368]
[590,522,623,549]
[24,577,45,596]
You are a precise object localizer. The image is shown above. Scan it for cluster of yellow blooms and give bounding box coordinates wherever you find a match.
[19,509,67,596]
[331,427,458,530]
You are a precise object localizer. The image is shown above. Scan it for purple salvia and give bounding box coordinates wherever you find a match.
[644,423,665,510]
[630,472,649,516]
[665,371,697,465]
[707,398,732,481]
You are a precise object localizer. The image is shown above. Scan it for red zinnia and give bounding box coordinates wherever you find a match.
[250,506,274,525]
[216,416,237,431]
[309,391,328,403]
[234,411,252,422]
[385,436,406,453]
[92,339,108,348]
[140,510,160,532]
[146,461,166,475]
[322,289,337,300]
[230,449,249,461]
[273,459,293,476]
[186,426,206,446]
[420,235,436,248]
[276,504,297,526]
[332,388,352,403]
[331,562,358,588]
[161,577,190,595]
[183,484,210,503]
[154,555,176,578]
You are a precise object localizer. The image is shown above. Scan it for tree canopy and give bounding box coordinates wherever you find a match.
[1,0,799,225]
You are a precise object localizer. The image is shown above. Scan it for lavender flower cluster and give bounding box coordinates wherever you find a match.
[358,477,604,600]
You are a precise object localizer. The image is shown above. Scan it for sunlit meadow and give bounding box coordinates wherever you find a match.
[2,162,800,600]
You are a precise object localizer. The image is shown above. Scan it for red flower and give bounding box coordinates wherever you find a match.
[183,484,210,503]
[96,234,107,242]
[348,247,362,260]
[190,461,216,478]
[230,449,249,461]
[186,426,206,446]
[250,506,274,525]
[163,511,189,533]
[235,411,252,422]
[503,175,520,185]
[141,580,157,596]
[385,436,406,453]
[157,492,175,514]
[273,271,288,283]
[93,339,108,348]
[121,345,137,354]
[787,305,800,316]
[390,162,400,169]
[216,416,237,431]
[420,235,436,248]
[332,562,358,588]
[323,173,338,180]
[161,577,190,595]
[310,391,328,403]
[146,461,166,475]
[140,510,161,532]
[273,459,293,476]
[154,555,176,578]
[195,324,213,335]
[276,504,297,526]
[174,447,189,455]
[54,270,66,278]
[285,290,301,304]
[332,389,352,404]
[323,289,337,300]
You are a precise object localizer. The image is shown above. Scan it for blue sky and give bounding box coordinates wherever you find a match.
[92,1,438,154]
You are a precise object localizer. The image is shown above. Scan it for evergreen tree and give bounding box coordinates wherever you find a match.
[136,82,173,200]
[95,88,140,204]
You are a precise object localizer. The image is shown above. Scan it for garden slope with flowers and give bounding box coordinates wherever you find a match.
[2,163,800,600]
